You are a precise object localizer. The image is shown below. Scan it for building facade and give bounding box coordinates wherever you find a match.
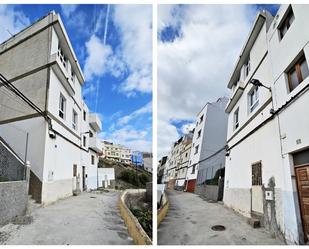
[158,156,168,183]
[131,151,144,167]
[143,152,153,173]
[224,5,309,244]
[175,133,193,190]
[185,97,228,193]
[0,12,102,205]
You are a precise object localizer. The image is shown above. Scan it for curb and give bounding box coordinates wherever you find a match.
[157,192,169,227]
[119,189,152,245]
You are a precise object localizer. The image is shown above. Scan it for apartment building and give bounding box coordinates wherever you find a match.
[0,12,102,205]
[224,5,309,244]
[175,132,193,190]
[143,152,153,173]
[165,137,183,189]
[102,141,132,164]
[158,156,167,183]
[185,97,228,193]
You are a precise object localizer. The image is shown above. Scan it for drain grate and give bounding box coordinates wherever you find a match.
[211,225,226,231]
[90,196,96,199]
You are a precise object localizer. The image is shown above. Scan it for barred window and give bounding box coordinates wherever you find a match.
[252,162,262,186]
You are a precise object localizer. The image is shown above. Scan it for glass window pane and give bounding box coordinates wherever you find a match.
[289,13,295,26]
[300,59,309,81]
[289,69,299,91]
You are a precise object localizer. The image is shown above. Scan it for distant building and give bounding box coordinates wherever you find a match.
[143,152,153,173]
[101,141,131,164]
[185,97,228,193]
[158,156,168,183]
[131,151,144,167]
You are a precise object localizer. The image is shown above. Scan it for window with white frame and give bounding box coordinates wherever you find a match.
[59,93,66,119]
[72,109,78,130]
[197,129,202,138]
[244,57,251,78]
[248,86,259,113]
[234,108,239,130]
[279,6,295,40]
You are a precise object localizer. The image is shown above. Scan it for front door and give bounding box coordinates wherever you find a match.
[295,165,309,242]
[82,166,86,191]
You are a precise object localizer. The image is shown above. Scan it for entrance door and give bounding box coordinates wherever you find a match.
[295,165,309,242]
[82,166,86,191]
[251,162,263,216]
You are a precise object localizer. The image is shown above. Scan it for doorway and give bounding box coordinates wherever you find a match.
[294,148,309,243]
[82,166,86,191]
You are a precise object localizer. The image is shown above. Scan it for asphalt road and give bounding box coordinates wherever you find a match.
[0,190,134,245]
[158,190,285,245]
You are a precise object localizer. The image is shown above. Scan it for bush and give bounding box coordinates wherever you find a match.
[120,170,141,186]
[130,207,152,238]
[139,173,149,186]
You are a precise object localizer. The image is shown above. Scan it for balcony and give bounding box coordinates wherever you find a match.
[225,80,245,113]
[49,52,75,96]
[89,136,102,153]
[89,113,102,132]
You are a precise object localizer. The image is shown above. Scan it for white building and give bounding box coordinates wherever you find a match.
[224,5,309,244]
[143,152,153,173]
[101,141,131,164]
[185,97,228,193]
[0,11,102,205]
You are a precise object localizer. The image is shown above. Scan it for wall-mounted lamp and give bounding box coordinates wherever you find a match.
[250,79,271,91]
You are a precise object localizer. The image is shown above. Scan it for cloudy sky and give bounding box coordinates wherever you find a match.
[157,4,279,159]
[0,4,152,152]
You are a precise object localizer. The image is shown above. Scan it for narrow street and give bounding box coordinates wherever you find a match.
[0,190,133,245]
[158,190,285,245]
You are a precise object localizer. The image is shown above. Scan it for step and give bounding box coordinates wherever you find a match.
[248,218,260,228]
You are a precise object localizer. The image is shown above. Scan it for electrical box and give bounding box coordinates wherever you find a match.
[265,190,273,200]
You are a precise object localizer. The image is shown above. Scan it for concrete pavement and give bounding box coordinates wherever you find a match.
[158,190,285,245]
[0,190,134,245]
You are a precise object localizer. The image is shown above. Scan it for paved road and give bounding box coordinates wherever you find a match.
[0,190,133,245]
[158,190,285,245]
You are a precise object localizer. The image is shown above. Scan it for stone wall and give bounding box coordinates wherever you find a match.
[0,180,28,226]
[0,137,25,182]
[195,184,219,201]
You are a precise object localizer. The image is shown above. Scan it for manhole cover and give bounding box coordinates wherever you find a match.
[211,225,226,231]
[90,196,96,199]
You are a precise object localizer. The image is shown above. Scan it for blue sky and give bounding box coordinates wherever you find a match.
[0,4,152,152]
[157,4,280,158]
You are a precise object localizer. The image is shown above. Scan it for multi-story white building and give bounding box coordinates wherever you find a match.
[0,11,102,205]
[185,97,228,193]
[224,5,309,244]
[101,141,131,164]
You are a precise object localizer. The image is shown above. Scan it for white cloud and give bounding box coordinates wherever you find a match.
[117,101,152,126]
[181,122,195,134]
[100,125,152,152]
[82,5,152,96]
[61,4,78,18]
[158,5,256,157]
[0,5,30,44]
[113,5,152,96]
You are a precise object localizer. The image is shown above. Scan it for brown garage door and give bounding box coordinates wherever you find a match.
[295,165,309,242]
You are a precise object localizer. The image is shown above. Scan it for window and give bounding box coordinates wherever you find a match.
[59,93,66,119]
[83,136,86,147]
[91,155,95,165]
[192,165,196,174]
[234,108,239,130]
[199,115,204,124]
[73,164,77,177]
[83,110,86,121]
[244,57,251,78]
[279,7,295,40]
[252,162,262,186]
[57,46,67,68]
[185,152,188,157]
[194,145,199,154]
[72,109,78,130]
[287,55,309,92]
[197,129,202,138]
[248,86,259,113]
[71,71,75,84]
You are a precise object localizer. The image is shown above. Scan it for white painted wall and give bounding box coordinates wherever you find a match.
[98,168,115,188]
